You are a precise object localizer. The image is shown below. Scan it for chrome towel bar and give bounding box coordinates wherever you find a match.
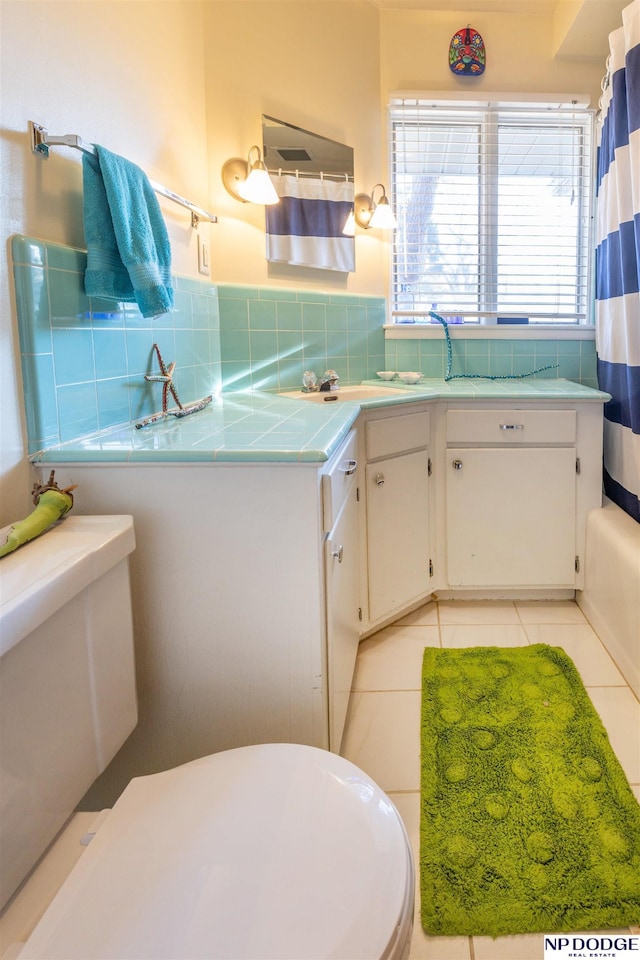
[29,121,217,227]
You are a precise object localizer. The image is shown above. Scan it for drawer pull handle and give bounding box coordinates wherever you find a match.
[342,459,357,476]
[452,459,463,470]
[375,473,385,486]
[499,423,524,430]
[332,544,344,563]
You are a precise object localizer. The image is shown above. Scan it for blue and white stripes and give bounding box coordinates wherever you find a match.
[595,0,640,522]
[265,174,355,273]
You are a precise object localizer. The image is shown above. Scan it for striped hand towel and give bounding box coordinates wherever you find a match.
[266,174,355,272]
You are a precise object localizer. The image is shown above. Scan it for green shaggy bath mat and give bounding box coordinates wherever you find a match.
[420,644,640,937]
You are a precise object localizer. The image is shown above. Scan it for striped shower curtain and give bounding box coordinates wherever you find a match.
[265,174,355,272]
[595,0,640,522]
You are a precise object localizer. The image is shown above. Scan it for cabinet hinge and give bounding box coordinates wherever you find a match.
[428,457,432,477]
[358,607,363,621]
[429,559,434,577]
[576,457,581,475]
[575,555,580,573]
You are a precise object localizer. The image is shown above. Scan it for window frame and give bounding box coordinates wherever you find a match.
[388,96,596,326]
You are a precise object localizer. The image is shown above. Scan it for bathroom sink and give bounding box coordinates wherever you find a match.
[280,385,409,403]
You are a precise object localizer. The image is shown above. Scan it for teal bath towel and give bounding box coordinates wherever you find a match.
[82,146,173,318]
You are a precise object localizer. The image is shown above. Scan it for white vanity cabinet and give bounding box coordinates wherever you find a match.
[360,407,432,628]
[444,403,603,590]
[322,430,360,751]
[34,431,361,806]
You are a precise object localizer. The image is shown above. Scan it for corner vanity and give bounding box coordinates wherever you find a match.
[354,380,606,636]
[30,378,608,803]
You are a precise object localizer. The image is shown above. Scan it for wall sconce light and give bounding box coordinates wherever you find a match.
[221,146,279,205]
[353,184,397,229]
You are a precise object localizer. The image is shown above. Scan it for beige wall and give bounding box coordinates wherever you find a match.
[0,0,610,526]
[380,7,606,104]
[203,0,385,294]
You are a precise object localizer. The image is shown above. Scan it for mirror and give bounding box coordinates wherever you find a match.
[263,115,354,178]
[262,116,355,272]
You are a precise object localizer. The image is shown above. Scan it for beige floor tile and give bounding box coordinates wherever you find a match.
[438,601,519,625]
[523,623,627,685]
[389,794,472,960]
[352,626,438,691]
[587,686,640,783]
[395,602,439,627]
[440,623,529,648]
[515,600,587,624]
[340,690,421,792]
[473,933,545,960]
[388,792,420,845]
[410,929,472,959]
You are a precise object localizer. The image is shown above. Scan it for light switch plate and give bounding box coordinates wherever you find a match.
[197,234,210,276]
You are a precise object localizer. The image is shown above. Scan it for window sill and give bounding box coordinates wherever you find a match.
[384,324,595,341]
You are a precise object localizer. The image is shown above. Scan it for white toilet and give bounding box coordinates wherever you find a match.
[0,517,414,960]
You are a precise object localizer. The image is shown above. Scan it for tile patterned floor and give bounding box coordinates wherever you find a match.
[340,600,640,960]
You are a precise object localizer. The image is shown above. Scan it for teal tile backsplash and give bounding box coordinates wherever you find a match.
[11,235,597,454]
[216,284,387,393]
[11,235,221,453]
[384,333,597,388]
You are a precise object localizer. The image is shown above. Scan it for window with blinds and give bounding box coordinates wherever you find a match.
[390,98,594,324]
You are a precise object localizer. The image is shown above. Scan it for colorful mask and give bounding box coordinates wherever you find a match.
[449,26,486,76]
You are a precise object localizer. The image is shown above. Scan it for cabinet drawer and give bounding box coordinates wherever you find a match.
[447,409,576,444]
[366,410,430,460]
[322,430,358,532]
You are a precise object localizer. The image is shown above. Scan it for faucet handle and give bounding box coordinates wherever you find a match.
[302,371,318,392]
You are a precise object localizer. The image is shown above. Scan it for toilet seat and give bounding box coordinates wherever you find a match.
[19,744,414,959]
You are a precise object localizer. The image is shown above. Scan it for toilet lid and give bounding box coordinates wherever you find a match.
[20,744,414,960]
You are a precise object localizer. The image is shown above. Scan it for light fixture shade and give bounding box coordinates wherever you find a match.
[221,145,280,205]
[342,209,356,236]
[238,167,279,205]
[353,184,397,230]
[369,195,397,229]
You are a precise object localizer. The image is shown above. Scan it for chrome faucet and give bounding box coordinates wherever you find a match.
[302,370,340,393]
[319,369,339,392]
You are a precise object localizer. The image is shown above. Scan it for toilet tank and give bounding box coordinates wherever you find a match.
[0,515,137,910]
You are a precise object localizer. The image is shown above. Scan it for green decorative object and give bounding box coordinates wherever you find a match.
[0,471,77,558]
[420,644,640,937]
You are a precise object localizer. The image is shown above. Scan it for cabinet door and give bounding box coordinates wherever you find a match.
[446,447,577,586]
[325,487,359,753]
[366,450,430,623]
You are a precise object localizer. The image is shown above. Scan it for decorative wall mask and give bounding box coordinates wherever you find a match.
[449,26,486,76]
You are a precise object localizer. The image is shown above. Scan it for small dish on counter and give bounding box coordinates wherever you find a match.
[376,371,397,381]
[397,372,422,384]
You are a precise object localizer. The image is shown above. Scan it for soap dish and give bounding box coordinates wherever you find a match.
[376,371,397,381]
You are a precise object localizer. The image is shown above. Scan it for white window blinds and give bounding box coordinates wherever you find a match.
[390,98,594,323]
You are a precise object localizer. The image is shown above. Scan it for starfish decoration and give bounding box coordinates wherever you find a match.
[135,343,213,429]
[144,343,184,413]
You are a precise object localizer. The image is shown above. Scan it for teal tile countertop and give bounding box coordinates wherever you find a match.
[30,380,610,465]
[30,392,359,464]
[360,378,611,401]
